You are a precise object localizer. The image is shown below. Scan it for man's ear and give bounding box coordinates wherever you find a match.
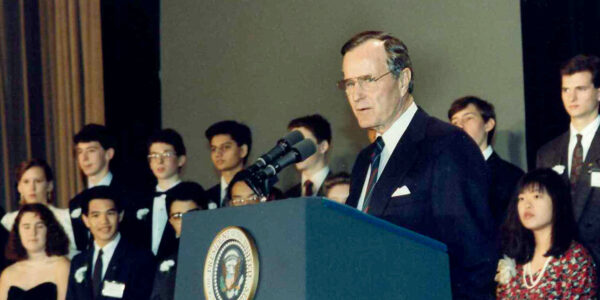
[318,140,329,155]
[398,68,412,95]
[177,155,187,168]
[240,144,249,159]
[82,214,90,229]
[484,118,496,134]
[119,211,124,222]
[47,181,54,193]
[105,148,115,161]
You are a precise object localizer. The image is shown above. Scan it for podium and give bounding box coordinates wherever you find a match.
[175,197,451,299]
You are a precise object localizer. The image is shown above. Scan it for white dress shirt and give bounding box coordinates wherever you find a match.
[91,233,121,279]
[301,166,330,196]
[482,145,493,161]
[152,180,181,255]
[357,102,418,210]
[568,115,600,178]
[219,176,229,207]
[87,172,113,188]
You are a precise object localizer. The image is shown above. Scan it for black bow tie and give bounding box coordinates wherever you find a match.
[154,191,167,197]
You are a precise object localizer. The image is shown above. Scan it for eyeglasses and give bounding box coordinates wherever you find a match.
[337,71,392,92]
[169,208,201,220]
[147,151,177,162]
[229,195,261,206]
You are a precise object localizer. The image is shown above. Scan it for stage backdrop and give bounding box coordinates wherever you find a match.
[160,0,525,191]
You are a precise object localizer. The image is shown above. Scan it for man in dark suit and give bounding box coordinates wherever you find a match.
[283,114,332,198]
[536,54,600,276]
[67,186,156,300]
[70,124,135,251]
[340,31,496,299]
[204,121,252,208]
[448,96,524,227]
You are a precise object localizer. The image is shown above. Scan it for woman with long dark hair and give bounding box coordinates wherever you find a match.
[0,204,70,299]
[496,168,596,298]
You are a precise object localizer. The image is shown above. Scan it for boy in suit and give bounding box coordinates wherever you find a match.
[67,186,156,300]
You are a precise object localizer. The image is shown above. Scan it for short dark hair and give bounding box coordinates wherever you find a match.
[148,128,186,156]
[288,114,332,145]
[15,159,55,205]
[501,168,577,264]
[73,124,116,150]
[6,203,69,261]
[166,181,207,215]
[205,120,252,163]
[322,172,351,196]
[448,96,497,145]
[79,186,122,216]
[341,31,414,93]
[560,54,600,88]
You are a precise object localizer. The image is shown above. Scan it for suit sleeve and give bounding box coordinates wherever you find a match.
[431,132,496,299]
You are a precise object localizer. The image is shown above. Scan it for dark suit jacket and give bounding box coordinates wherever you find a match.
[150,242,179,300]
[206,183,222,208]
[282,169,331,198]
[537,130,600,273]
[66,238,156,300]
[127,189,178,261]
[69,174,136,251]
[487,151,524,228]
[346,108,496,299]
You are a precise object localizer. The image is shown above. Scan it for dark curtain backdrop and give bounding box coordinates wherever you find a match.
[522,0,600,169]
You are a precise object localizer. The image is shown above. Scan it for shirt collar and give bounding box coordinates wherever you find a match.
[94,232,121,257]
[301,166,330,188]
[88,172,113,188]
[220,176,229,191]
[156,180,182,193]
[482,145,493,161]
[379,102,418,152]
[570,115,600,138]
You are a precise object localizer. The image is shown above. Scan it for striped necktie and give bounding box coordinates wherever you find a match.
[362,136,385,212]
[570,134,584,192]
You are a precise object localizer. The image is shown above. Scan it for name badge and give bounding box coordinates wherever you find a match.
[102,280,125,298]
[591,171,600,188]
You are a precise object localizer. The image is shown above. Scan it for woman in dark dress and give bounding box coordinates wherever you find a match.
[496,169,597,298]
[0,204,70,300]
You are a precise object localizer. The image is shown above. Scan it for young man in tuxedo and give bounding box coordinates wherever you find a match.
[129,129,187,261]
[283,114,332,198]
[67,186,155,300]
[204,121,252,208]
[70,124,132,251]
[150,182,206,300]
[536,54,600,278]
[340,31,496,298]
[448,96,524,227]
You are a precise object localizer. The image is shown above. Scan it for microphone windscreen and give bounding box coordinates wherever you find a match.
[292,139,317,161]
[281,130,304,146]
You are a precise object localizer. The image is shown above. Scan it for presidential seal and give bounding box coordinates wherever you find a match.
[204,226,259,300]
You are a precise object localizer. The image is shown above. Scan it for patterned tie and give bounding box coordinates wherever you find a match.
[570,134,584,191]
[303,180,314,197]
[362,136,385,212]
[92,249,104,298]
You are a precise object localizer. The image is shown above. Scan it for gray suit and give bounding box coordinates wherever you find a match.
[537,129,600,272]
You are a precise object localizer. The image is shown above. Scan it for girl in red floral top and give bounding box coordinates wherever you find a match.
[496,169,597,299]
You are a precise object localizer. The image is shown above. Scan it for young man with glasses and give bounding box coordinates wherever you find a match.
[150,181,206,300]
[340,31,496,298]
[129,129,187,261]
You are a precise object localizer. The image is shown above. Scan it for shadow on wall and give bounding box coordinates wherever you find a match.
[495,127,525,171]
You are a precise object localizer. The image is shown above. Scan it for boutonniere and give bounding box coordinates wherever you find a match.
[70,207,82,219]
[494,255,516,285]
[75,265,88,283]
[159,259,176,273]
[552,165,565,175]
[137,208,150,220]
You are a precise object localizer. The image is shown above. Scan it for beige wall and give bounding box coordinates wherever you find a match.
[161,0,525,190]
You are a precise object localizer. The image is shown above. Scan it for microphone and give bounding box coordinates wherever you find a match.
[258,139,317,179]
[246,130,305,173]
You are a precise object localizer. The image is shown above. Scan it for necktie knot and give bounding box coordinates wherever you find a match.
[371,137,385,160]
[303,180,314,197]
[576,134,583,143]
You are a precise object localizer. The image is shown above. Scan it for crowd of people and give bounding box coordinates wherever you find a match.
[0,30,598,299]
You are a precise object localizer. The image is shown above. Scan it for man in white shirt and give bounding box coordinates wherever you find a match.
[67,186,155,300]
[536,54,600,278]
[448,96,524,227]
[204,121,252,208]
[284,114,332,198]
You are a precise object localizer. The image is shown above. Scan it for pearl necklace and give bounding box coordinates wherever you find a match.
[522,256,553,289]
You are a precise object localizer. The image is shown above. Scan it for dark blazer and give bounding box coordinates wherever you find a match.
[66,238,156,300]
[487,151,524,228]
[537,129,600,274]
[282,169,331,198]
[206,183,222,208]
[346,108,496,299]
[150,242,179,300]
[127,189,178,261]
[69,174,136,251]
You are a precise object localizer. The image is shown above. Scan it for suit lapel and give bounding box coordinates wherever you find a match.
[367,109,427,216]
[347,149,371,208]
[558,132,570,183]
[103,239,127,287]
[573,128,600,220]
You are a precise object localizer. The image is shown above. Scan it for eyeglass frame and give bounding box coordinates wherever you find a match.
[337,71,392,92]
[147,151,177,162]
[169,208,201,220]
[229,194,261,206]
